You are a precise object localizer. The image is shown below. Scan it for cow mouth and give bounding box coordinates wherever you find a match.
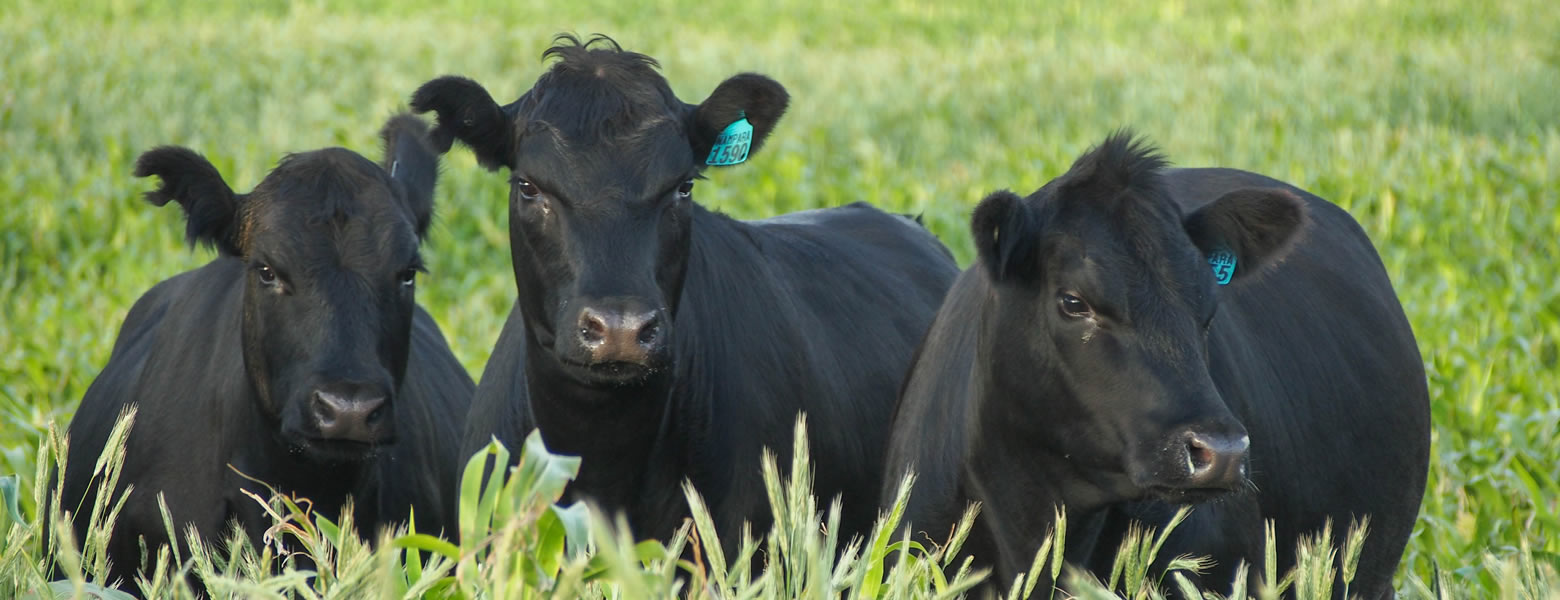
[1146,484,1243,505]
[560,359,658,387]
[296,437,387,463]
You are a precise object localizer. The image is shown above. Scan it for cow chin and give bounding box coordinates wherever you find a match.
[288,435,388,465]
[1145,483,1245,505]
[1127,451,1251,505]
[558,358,665,389]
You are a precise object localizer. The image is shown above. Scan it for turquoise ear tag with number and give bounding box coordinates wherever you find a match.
[1208,246,1237,285]
[705,112,753,166]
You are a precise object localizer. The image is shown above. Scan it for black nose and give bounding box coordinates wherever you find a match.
[1181,431,1249,488]
[576,304,665,365]
[310,384,390,443]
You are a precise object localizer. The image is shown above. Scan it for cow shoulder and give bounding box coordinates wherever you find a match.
[65,259,249,570]
[70,260,245,463]
[377,305,475,536]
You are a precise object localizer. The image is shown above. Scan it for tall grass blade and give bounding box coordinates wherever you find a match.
[684,480,729,593]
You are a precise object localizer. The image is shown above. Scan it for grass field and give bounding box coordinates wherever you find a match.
[2,0,1558,596]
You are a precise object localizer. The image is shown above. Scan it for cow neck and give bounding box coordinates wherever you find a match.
[519,332,681,518]
[963,331,1121,586]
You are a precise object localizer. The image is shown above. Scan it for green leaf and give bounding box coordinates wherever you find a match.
[392,533,461,562]
[534,505,566,577]
[0,474,22,526]
[580,553,613,582]
[518,429,582,506]
[552,502,592,558]
[400,509,426,584]
[860,472,916,600]
[315,512,341,548]
[459,437,510,548]
[635,539,669,565]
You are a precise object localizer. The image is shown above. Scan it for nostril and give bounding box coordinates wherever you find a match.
[1186,436,1217,474]
[637,313,662,346]
[311,392,338,423]
[361,398,388,423]
[578,309,608,345]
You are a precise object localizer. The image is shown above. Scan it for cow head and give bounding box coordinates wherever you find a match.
[133,114,440,463]
[969,132,1306,503]
[411,34,787,388]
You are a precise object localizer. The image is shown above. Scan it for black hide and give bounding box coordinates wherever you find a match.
[412,35,960,551]
[883,133,1429,599]
[59,115,474,591]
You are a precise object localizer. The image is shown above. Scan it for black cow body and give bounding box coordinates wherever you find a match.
[467,202,957,541]
[885,134,1428,598]
[411,35,959,548]
[60,116,473,590]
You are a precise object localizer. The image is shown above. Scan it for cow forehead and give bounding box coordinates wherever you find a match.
[522,44,684,139]
[1050,200,1209,310]
[511,49,695,190]
[249,205,416,270]
[245,151,417,268]
[516,117,694,193]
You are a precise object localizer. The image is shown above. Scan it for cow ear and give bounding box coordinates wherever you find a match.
[971,190,1040,282]
[1183,187,1308,283]
[135,146,245,256]
[380,113,440,240]
[410,75,516,171]
[689,73,789,168]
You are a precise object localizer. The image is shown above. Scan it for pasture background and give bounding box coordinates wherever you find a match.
[2,0,1557,593]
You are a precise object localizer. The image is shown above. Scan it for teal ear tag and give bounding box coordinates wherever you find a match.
[705,113,753,166]
[1208,246,1237,285]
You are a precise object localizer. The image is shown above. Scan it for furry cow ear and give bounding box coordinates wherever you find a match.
[410,75,516,171]
[135,146,244,256]
[689,73,789,168]
[380,113,440,240]
[1183,187,1308,284]
[971,190,1040,283]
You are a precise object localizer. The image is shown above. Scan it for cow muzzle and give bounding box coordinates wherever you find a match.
[1180,430,1248,488]
[1140,427,1249,503]
[557,297,669,384]
[309,383,394,445]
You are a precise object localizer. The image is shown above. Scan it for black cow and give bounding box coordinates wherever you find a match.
[409,34,959,548]
[59,115,474,589]
[883,132,1429,598]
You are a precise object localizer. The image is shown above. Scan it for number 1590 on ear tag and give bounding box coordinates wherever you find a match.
[706,115,753,166]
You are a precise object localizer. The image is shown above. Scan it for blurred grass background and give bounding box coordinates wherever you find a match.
[2,0,1557,593]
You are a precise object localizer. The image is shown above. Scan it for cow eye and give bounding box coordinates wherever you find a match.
[398,268,417,288]
[1058,292,1094,318]
[512,177,541,201]
[256,264,278,285]
[676,179,695,199]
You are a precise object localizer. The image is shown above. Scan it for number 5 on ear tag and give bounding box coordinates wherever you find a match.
[1208,247,1237,285]
[706,113,753,166]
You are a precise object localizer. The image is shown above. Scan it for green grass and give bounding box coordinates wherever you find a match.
[2,0,1557,596]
